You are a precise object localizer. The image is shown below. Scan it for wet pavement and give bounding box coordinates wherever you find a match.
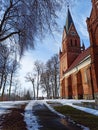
[33,103,83,130]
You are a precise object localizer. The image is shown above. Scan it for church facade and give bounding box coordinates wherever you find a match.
[59,0,98,99]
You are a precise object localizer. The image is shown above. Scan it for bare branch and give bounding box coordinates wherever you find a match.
[0,31,20,42]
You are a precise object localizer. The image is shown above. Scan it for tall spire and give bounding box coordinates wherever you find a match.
[65,8,74,33]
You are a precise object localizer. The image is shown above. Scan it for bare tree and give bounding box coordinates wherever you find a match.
[12,79,21,100]
[51,54,59,98]
[40,70,51,99]
[40,54,59,98]
[0,0,75,56]
[0,44,10,91]
[1,71,8,101]
[25,72,36,99]
[0,0,62,55]
[24,90,32,100]
[34,60,43,99]
[8,58,20,100]
[0,43,20,100]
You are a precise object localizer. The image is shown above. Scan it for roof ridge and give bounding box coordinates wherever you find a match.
[64,47,90,74]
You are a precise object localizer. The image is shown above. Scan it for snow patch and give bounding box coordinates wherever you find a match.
[0,101,28,115]
[24,101,41,130]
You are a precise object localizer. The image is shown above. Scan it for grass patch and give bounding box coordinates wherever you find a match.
[54,105,98,130]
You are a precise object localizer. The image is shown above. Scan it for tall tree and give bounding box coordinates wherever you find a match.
[25,72,36,99]
[8,58,20,100]
[40,54,59,98]
[51,54,59,98]
[0,44,10,91]
[40,69,51,99]
[34,60,43,99]
[0,43,20,100]
[0,0,75,56]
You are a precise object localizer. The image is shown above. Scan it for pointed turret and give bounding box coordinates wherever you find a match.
[59,48,62,57]
[65,8,74,33]
[81,41,85,52]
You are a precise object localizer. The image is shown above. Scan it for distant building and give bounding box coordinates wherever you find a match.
[59,0,98,99]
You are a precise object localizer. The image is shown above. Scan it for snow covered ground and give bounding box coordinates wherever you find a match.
[0,100,28,115]
[0,99,97,117]
[0,99,98,130]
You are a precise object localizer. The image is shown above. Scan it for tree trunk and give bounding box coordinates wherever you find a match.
[0,72,4,90]
[37,75,40,99]
[32,80,35,100]
[1,74,7,101]
[9,72,13,100]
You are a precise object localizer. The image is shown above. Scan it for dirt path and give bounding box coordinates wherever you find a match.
[33,103,83,130]
[0,104,27,130]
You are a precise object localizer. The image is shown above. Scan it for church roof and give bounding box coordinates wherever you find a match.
[64,47,90,74]
[65,8,74,33]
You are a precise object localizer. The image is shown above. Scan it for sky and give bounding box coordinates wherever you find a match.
[18,0,92,95]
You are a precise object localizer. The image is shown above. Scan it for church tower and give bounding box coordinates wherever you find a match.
[60,8,81,79]
[86,0,98,98]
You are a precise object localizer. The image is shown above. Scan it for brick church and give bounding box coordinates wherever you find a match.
[59,0,98,99]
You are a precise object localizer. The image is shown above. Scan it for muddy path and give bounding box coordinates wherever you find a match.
[33,102,83,130]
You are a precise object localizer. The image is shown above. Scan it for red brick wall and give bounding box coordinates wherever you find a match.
[86,0,98,97]
[60,64,94,99]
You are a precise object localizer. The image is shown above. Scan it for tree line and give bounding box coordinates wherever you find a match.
[0,43,20,100]
[25,54,60,99]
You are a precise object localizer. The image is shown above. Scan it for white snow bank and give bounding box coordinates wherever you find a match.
[66,102,98,116]
[0,100,28,115]
[24,101,41,130]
